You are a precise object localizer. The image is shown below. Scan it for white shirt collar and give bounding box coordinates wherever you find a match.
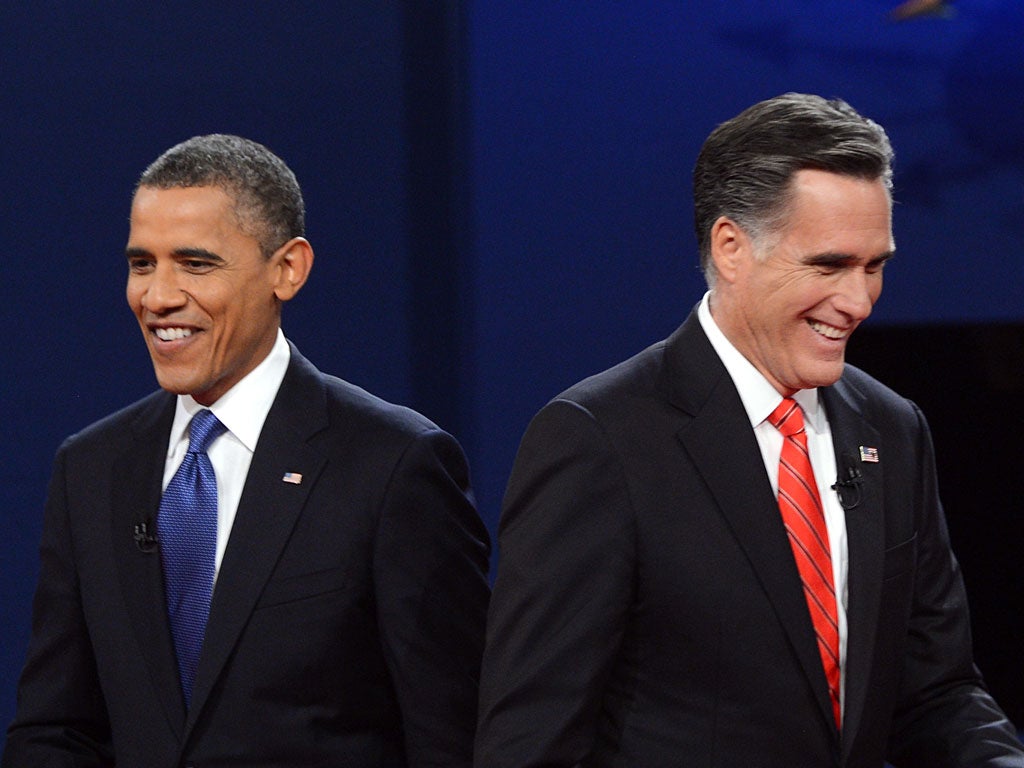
[169,328,291,452]
[697,291,824,430]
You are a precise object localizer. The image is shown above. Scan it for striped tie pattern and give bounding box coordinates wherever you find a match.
[768,398,841,729]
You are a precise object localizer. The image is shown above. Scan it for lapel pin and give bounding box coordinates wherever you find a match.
[859,446,879,463]
[282,472,303,485]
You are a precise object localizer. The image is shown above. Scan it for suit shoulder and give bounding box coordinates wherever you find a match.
[837,364,911,409]
[518,337,680,453]
[835,363,926,429]
[58,390,171,454]
[555,338,669,412]
[283,347,449,443]
[309,371,472,488]
[318,372,445,441]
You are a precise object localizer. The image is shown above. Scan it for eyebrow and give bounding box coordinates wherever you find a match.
[173,247,226,264]
[124,246,226,264]
[805,250,896,267]
[125,246,150,261]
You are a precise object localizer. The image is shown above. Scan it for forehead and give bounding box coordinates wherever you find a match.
[129,185,246,240]
[787,169,891,218]
[775,169,893,249]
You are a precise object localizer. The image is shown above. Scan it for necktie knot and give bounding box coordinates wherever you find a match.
[769,397,805,438]
[188,410,226,454]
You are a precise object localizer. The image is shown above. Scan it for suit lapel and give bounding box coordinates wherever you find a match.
[821,381,885,757]
[667,312,840,735]
[186,349,329,731]
[111,392,187,738]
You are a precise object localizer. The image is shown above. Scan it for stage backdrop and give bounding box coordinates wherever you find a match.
[2,0,1021,730]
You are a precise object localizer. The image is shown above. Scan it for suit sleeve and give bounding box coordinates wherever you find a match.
[475,399,636,768]
[2,445,115,767]
[886,405,1024,766]
[373,426,491,768]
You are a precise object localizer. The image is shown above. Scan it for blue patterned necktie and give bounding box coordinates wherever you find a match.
[158,409,226,708]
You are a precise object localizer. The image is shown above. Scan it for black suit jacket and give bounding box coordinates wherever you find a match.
[476,310,1023,767]
[4,345,491,767]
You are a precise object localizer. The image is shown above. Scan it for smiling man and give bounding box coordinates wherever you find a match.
[4,135,490,767]
[476,94,1024,767]
[126,184,302,404]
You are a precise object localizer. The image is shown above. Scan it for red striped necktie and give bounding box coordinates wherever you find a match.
[768,397,841,730]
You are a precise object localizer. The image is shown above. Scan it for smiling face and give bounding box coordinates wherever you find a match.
[709,169,894,396]
[126,185,289,405]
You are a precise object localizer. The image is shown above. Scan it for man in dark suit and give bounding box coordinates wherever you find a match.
[475,94,1024,766]
[3,134,490,767]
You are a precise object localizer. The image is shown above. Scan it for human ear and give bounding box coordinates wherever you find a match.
[272,237,314,301]
[708,217,751,285]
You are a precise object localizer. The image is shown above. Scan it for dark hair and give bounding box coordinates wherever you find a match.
[693,93,893,284]
[136,134,305,257]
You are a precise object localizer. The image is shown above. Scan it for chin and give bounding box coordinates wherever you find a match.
[808,370,845,389]
[152,372,198,396]
[791,363,845,391]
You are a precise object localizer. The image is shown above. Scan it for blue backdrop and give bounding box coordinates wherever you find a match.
[2,0,1022,733]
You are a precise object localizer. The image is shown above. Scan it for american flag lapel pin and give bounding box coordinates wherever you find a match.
[282,471,303,485]
[859,446,879,463]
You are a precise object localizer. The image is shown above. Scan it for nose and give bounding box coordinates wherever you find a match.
[139,263,188,314]
[835,268,880,322]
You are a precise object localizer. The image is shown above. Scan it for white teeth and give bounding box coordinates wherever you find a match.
[154,327,193,341]
[808,321,845,340]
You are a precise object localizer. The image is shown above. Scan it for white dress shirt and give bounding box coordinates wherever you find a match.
[161,329,291,578]
[697,292,849,714]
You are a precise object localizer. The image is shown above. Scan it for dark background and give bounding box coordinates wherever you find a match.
[2,0,1021,730]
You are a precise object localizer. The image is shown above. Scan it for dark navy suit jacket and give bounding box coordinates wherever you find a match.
[5,345,491,767]
[476,310,1022,767]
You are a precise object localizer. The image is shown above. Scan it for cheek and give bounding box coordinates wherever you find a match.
[870,274,884,303]
[126,282,142,313]
[210,296,260,345]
